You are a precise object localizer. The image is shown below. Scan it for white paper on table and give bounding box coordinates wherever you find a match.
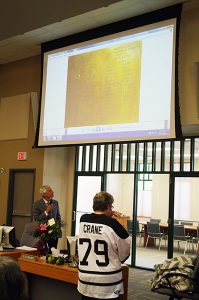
[16,246,37,251]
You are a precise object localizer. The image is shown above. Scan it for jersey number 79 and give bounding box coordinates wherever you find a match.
[79,238,109,266]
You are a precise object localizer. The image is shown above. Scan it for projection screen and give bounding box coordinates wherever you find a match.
[37,17,180,146]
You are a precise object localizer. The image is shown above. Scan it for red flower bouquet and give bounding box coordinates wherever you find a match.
[33,222,62,241]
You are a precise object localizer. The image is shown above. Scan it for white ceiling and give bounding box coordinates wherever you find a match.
[0,0,194,65]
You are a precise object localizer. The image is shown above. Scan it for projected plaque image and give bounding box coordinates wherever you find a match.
[39,20,176,145]
[64,40,142,129]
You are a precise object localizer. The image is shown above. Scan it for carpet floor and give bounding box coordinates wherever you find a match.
[128,268,168,300]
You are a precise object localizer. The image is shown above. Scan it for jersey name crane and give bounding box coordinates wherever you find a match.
[78,213,130,299]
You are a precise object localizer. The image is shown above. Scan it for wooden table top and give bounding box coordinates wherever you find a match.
[0,248,37,261]
[18,257,129,300]
[19,257,78,284]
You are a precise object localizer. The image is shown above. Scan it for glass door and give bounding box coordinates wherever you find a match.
[106,174,134,265]
[73,175,102,235]
[73,173,171,269]
[136,174,169,269]
[173,176,199,257]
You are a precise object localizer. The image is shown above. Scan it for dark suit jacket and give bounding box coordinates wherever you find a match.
[32,199,61,226]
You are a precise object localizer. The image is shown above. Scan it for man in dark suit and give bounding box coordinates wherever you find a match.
[32,185,62,251]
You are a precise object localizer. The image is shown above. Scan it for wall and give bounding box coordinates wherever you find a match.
[174,177,199,222]
[0,56,44,224]
[179,3,199,126]
[42,147,75,249]
[107,174,134,216]
[151,175,170,223]
[0,54,76,250]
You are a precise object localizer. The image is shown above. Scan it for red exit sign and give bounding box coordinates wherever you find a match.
[17,152,28,161]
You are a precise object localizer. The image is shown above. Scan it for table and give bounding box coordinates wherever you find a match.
[113,215,130,230]
[18,257,129,300]
[140,221,198,247]
[0,248,37,261]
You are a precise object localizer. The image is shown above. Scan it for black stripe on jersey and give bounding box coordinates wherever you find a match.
[121,254,130,264]
[78,278,123,286]
[79,268,122,275]
[80,213,129,239]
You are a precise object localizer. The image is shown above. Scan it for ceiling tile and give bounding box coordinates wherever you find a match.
[0,0,191,64]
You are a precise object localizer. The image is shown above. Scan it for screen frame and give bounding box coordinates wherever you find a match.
[34,4,182,148]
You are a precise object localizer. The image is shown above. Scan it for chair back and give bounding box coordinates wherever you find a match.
[147,222,161,235]
[127,220,140,235]
[136,220,141,233]
[20,222,39,247]
[174,224,185,238]
[174,219,180,224]
[193,256,199,288]
[151,256,199,298]
[127,219,132,234]
[180,221,193,226]
[150,218,161,223]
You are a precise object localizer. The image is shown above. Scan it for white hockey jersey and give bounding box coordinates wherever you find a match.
[78,213,130,299]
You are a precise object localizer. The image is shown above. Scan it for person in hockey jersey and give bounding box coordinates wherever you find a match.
[78,191,130,300]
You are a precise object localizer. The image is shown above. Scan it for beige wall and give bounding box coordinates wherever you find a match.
[0,3,199,238]
[0,56,76,247]
[0,56,44,224]
[179,4,199,125]
[151,175,170,223]
[42,147,75,248]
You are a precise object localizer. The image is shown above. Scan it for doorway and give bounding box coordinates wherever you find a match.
[7,169,35,241]
[74,173,171,269]
[72,175,103,236]
[136,174,169,269]
[173,175,199,257]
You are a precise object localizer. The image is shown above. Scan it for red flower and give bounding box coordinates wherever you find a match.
[38,223,48,233]
[32,222,62,241]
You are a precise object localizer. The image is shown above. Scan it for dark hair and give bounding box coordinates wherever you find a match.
[0,256,28,300]
[93,191,114,211]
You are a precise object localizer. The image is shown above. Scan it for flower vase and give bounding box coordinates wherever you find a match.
[36,239,49,256]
